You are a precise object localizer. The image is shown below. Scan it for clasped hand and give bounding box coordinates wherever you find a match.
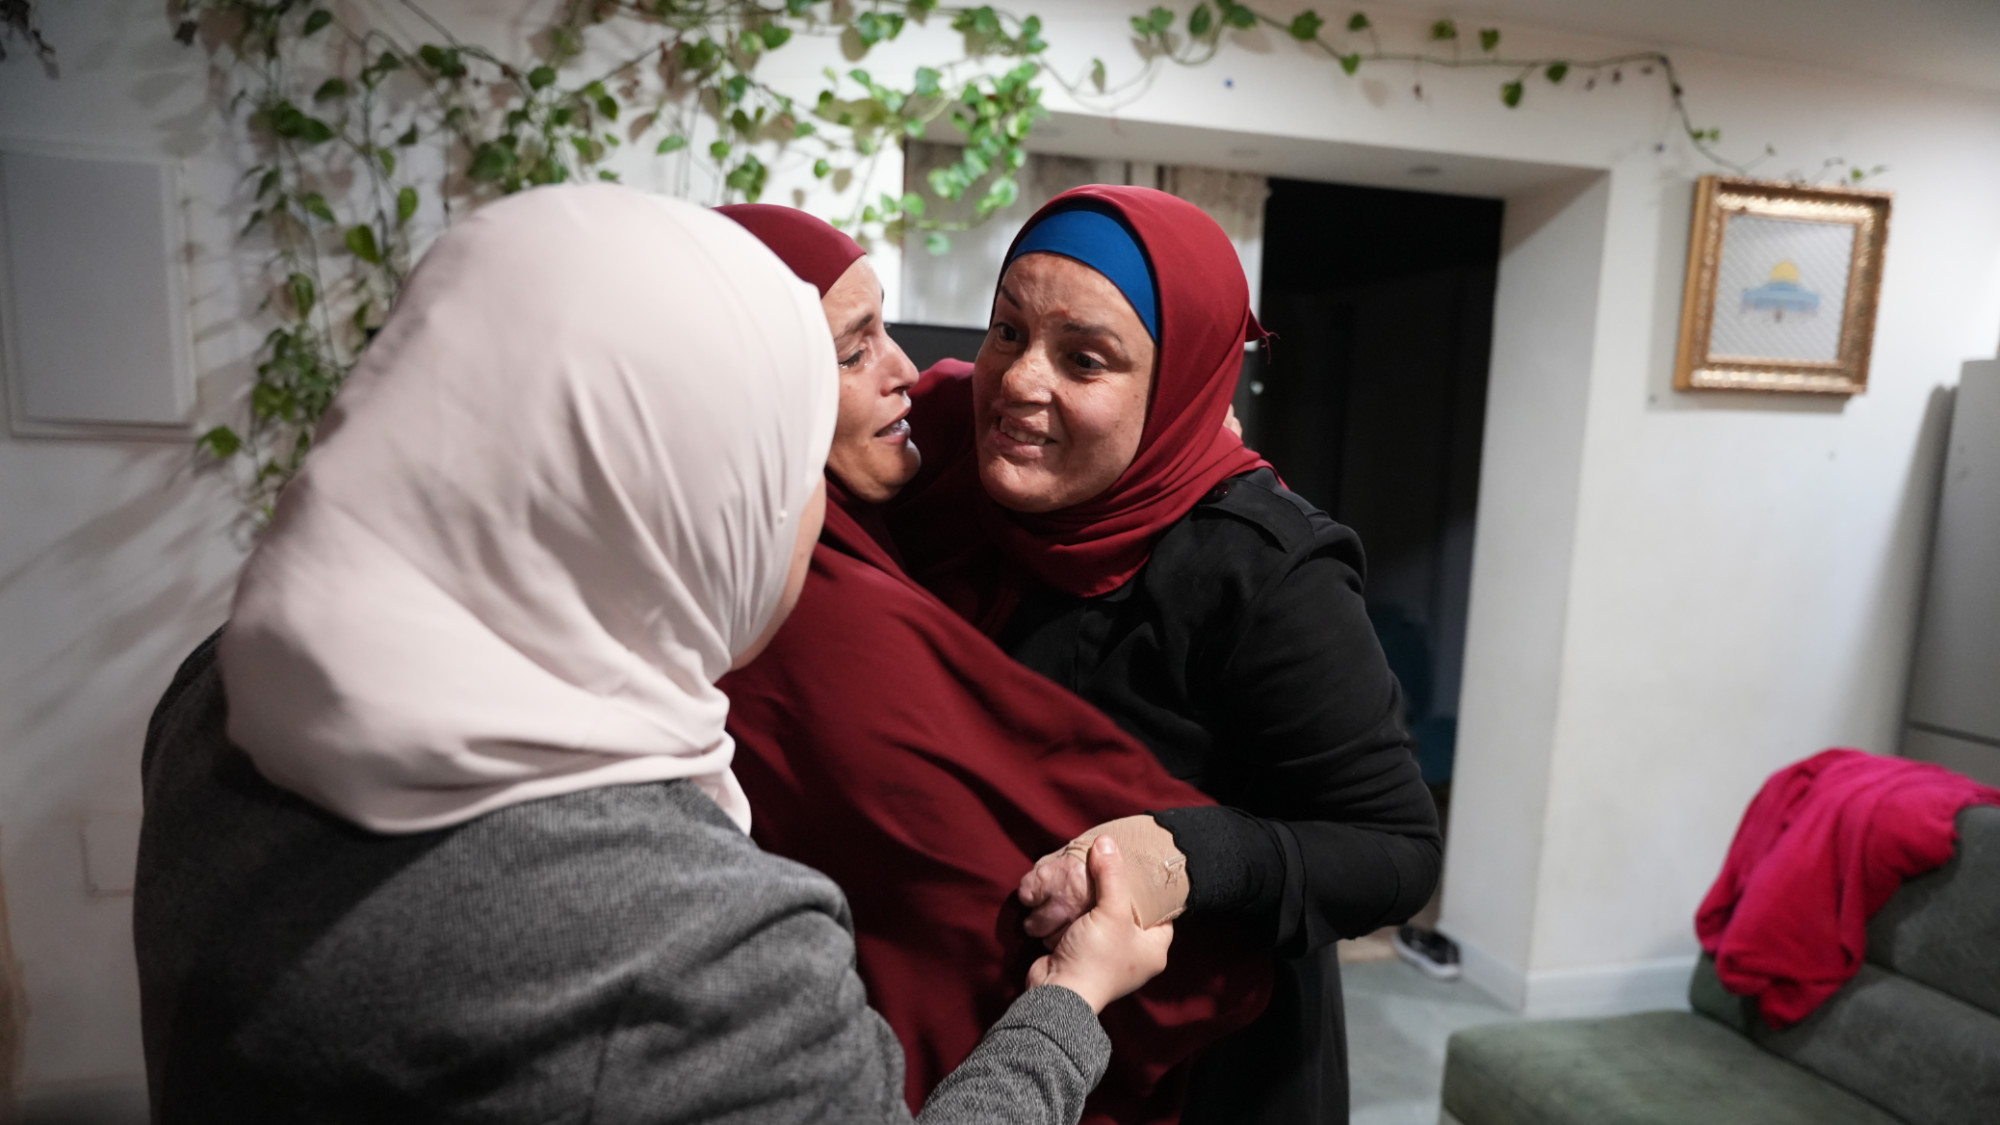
[1025,834,1176,1013]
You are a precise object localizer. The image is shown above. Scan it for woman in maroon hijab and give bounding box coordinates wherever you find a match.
[888,186,1443,1125]
[715,204,1270,1125]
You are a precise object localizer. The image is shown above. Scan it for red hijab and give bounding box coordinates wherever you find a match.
[891,186,1271,630]
[715,202,864,295]
[717,206,1270,1123]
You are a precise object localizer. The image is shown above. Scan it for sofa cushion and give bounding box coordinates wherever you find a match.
[1441,1012,1900,1125]
[1690,954,2000,1125]
[1867,804,2000,1017]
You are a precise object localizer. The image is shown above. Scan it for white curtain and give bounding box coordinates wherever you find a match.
[900,143,1267,328]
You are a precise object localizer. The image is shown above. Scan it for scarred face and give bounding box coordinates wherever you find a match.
[973,252,1157,514]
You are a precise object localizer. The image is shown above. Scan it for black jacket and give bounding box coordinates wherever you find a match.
[999,468,1443,1125]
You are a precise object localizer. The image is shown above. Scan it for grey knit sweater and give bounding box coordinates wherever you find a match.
[133,635,1109,1123]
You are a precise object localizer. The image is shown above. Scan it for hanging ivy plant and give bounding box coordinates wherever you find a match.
[176,0,1055,515]
[169,1,1870,518]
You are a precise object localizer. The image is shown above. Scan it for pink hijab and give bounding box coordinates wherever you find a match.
[220,185,837,833]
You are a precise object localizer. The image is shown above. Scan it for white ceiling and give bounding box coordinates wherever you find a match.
[1363,0,2000,95]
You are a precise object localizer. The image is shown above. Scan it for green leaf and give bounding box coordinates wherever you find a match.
[256,168,281,198]
[793,120,817,138]
[914,66,942,96]
[251,383,290,421]
[299,117,335,145]
[725,155,767,199]
[1149,6,1174,33]
[855,12,886,46]
[1338,53,1360,76]
[925,231,950,255]
[910,0,938,14]
[656,134,689,154]
[376,149,396,176]
[528,65,557,90]
[287,272,315,318]
[724,74,751,104]
[1501,80,1523,108]
[302,9,332,36]
[1188,4,1214,37]
[762,23,792,49]
[468,142,512,181]
[1430,19,1457,41]
[345,225,382,264]
[1090,57,1107,90]
[312,78,348,103]
[300,192,336,222]
[396,186,418,226]
[1479,28,1500,52]
[977,175,1018,216]
[900,192,925,217]
[196,426,242,459]
[730,108,753,135]
[1347,12,1370,32]
[595,94,619,120]
[1289,11,1324,40]
[1221,1,1257,30]
[397,124,420,146]
[709,139,732,160]
[1545,61,1568,83]
[813,157,832,178]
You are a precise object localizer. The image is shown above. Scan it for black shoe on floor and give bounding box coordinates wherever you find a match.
[1392,925,1461,981]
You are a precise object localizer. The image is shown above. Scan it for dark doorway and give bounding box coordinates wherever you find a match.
[1239,178,1503,803]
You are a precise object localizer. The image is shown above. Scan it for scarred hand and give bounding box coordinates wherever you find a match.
[1027,835,1175,1013]
[1018,814,1188,945]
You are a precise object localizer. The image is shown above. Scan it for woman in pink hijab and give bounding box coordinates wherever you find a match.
[131,184,1169,1125]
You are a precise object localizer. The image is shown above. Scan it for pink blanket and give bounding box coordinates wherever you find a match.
[1696,748,2000,1027]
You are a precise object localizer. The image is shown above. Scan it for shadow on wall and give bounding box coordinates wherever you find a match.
[0,443,242,1115]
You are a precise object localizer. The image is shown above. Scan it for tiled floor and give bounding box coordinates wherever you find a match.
[1344,957,1519,1125]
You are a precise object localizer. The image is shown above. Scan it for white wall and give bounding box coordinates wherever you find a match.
[989,4,2000,1016]
[3,0,1999,1106]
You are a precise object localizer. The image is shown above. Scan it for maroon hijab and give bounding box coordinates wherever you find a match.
[715,202,864,295]
[891,185,1271,629]
[717,205,1270,1124]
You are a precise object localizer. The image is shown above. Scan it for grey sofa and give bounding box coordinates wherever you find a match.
[1440,805,2000,1125]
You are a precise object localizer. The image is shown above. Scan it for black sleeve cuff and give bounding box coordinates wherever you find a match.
[1151,805,1287,916]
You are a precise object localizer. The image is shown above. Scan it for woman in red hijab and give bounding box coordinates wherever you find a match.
[715,204,1271,1125]
[887,186,1443,1125]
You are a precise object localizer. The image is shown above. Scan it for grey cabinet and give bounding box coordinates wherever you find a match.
[1904,359,2000,785]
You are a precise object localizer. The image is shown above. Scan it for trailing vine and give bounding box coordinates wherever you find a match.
[178,0,1053,514]
[1129,3,1882,185]
[173,1,1871,516]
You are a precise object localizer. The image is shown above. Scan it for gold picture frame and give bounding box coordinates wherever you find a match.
[1674,175,1892,395]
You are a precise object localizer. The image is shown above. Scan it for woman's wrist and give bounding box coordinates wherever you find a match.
[1151,805,1284,914]
[1032,977,1111,1014]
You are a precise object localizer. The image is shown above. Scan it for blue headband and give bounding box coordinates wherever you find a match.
[1005,207,1159,340]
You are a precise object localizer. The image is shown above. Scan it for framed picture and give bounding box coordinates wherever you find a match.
[1674,175,1892,395]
